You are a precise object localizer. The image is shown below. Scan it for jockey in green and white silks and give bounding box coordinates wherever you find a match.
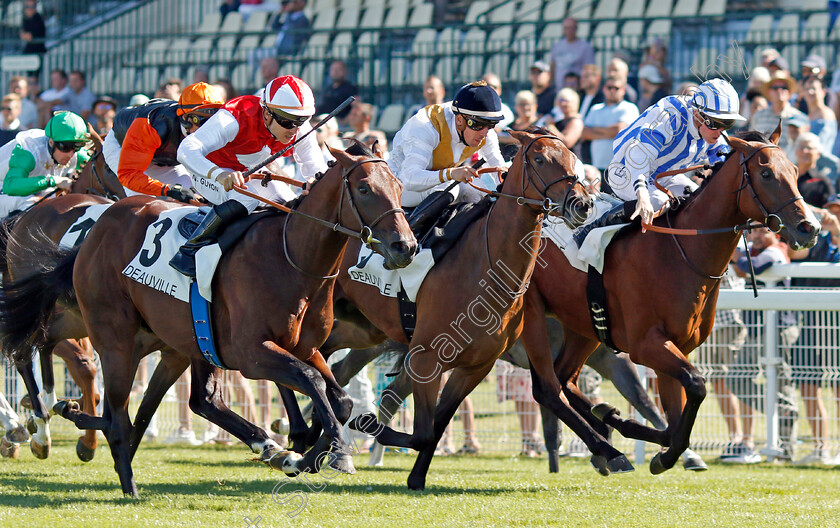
[0,111,90,218]
[574,78,745,246]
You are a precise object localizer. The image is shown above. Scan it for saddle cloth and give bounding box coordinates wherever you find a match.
[348,246,435,302]
[121,207,222,303]
[541,195,630,274]
[58,203,112,249]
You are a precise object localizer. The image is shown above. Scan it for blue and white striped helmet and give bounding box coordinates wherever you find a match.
[691,78,746,122]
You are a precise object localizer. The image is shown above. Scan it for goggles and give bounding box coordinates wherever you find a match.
[463,116,497,131]
[53,140,86,152]
[267,108,309,130]
[699,112,735,132]
[180,109,218,129]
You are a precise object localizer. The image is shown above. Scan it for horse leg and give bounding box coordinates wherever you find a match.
[54,338,100,462]
[407,365,490,491]
[15,351,51,459]
[368,362,414,466]
[129,349,189,461]
[587,348,667,429]
[539,404,560,473]
[278,386,309,454]
[522,314,630,475]
[630,330,706,475]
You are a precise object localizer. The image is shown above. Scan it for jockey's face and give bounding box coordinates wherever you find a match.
[263,107,300,143]
[456,114,490,147]
[49,140,76,165]
[694,111,723,144]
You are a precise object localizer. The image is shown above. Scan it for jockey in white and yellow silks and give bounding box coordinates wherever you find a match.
[388,81,507,208]
[574,78,745,246]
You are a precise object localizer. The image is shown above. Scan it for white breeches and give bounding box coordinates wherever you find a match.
[608,167,698,211]
[0,188,52,219]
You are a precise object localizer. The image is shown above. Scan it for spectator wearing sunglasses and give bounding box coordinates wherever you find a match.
[751,71,806,158]
[0,111,90,218]
[171,75,326,277]
[102,82,224,204]
[574,78,742,247]
[388,81,507,208]
[0,94,23,133]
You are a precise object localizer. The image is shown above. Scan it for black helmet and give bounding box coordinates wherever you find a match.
[452,81,504,128]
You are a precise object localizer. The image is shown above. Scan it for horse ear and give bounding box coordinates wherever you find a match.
[508,129,530,145]
[726,134,748,153]
[769,120,782,145]
[370,140,385,159]
[87,122,103,149]
[329,147,354,168]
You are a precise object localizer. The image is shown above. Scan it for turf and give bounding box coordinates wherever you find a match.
[1,438,839,528]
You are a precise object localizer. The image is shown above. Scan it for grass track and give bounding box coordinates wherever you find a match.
[1,438,840,527]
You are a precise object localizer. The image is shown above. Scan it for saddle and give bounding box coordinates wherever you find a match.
[179,207,281,254]
[407,191,493,262]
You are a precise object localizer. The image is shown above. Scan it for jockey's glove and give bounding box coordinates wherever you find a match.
[163,184,198,204]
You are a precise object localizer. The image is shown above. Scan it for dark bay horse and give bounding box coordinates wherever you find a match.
[518,127,819,474]
[0,128,125,461]
[0,145,416,496]
[322,130,592,489]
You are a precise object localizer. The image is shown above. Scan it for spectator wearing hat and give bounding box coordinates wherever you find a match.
[758,48,781,69]
[800,75,838,156]
[128,93,150,107]
[636,64,667,113]
[767,55,790,76]
[90,96,117,136]
[786,112,811,160]
[529,61,557,116]
[640,38,672,93]
[795,55,837,114]
[751,70,806,156]
[795,133,839,207]
[549,17,595,91]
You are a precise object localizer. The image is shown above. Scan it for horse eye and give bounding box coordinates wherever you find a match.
[761,168,772,179]
[533,156,544,165]
[358,185,369,195]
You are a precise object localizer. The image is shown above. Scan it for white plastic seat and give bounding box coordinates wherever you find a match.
[196,12,222,35]
[220,11,243,33]
[407,3,433,27]
[188,37,215,64]
[214,36,238,63]
[383,4,408,28]
[593,0,621,20]
[488,1,516,24]
[143,39,169,66]
[330,32,354,60]
[464,0,490,24]
[671,0,699,17]
[300,61,324,87]
[359,4,385,28]
[517,0,543,22]
[774,14,801,44]
[645,0,672,17]
[335,7,361,30]
[376,104,404,134]
[165,38,193,65]
[242,11,269,33]
[699,0,726,17]
[619,0,645,18]
[542,0,567,22]
[743,14,773,44]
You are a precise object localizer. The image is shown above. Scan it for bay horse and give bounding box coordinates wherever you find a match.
[318,129,592,489]
[0,127,125,461]
[0,144,416,497]
[517,127,819,474]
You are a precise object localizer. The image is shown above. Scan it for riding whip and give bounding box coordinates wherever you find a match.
[245,96,355,180]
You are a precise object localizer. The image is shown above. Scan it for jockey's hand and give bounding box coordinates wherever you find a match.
[53,176,73,191]
[631,188,655,228]
[216,170,245,191]
[301,177,316,196]
[164,184,199,204]
[450,166,478,182]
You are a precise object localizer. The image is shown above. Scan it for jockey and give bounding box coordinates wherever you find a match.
[0,111,90,218]
[170,75,327,277]
[102,82,225,202]
[389,80,506,208]
[574,78,745,246]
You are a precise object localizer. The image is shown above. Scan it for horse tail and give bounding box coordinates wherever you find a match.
[0,234,79,365]
[0,213,24,276]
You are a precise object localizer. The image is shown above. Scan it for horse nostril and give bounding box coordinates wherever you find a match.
[391,240,412,255]
[797,220,816,236]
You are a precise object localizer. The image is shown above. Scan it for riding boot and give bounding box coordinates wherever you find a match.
[169,200,248,278]
[573,200,636,248]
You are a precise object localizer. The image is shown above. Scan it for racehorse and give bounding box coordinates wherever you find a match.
[0,127,124,461]
[318,129,592,489]
[0,143,416,497]
[517,127,819,474]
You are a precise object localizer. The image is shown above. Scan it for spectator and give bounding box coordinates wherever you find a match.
[563,72,580,91]
[496,361,543,457]
[408,75,446,118]
[549,17,594,90]
[739,67,771,124]
[257,57,280,92]
[795,55,836,115]
[213,78,237,101]
[8,76,37,130]
[802,76,837,155]
[541,88,583,154]
[192,66,210,84]
[66,70,96,122]
[269,0,310,56]
[581,75,639,185]
[482,72,514,129]
[90,96,117,136]
[0,94,23,132]
[751,71,806,158]
[499,90,540,159]
[786,113,811,159]
[343,101,388,152]
[677,82,699,96]
[636,64,667,112]
[640,37,672,93]
[795,133,838,205]
[582,163,601,193]
[528,61,556,116]
[317,60,356,122]
[312,112,343,162]
[220,0,241,19]
[767,55,790,76]
[577,64,603,165]
[37,69,71,126]
[128,93,150,107]
[20,1,46,61]
[758,48,781,69]
[155,78,182,100]
[607,58,637,103]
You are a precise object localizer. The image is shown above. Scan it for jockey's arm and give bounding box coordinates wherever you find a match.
[117,118,168,196]
[178,109,240,185]
[393,130,453,193]
[290,120,328,181]
[2,144,55,196]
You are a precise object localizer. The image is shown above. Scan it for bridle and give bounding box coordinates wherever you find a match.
[281,157,406,280]
[84,149,122,201]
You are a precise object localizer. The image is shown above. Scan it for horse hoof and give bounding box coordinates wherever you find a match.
[0,437,19,459]
[26,415,38,435]
[590,455,610,476]
[348,412,380,435]
[407,475,426,490]
[53,399,79,417]
[30,439,49,459]
[270,418,290,435]
[324,452,356,475]
[263,449,303,476]
[650,452,669,475]
[76,438,96,462]
[607,454,634,473]
[19,394,32,410]
[591,403,619,422]
[6,425,30,444]
[682,449,708,471]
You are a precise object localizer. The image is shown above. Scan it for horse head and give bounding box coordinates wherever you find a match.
[506,129,592,227]
[328,143,417,269]
[727,124,819,250]
[70,124,126,200]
